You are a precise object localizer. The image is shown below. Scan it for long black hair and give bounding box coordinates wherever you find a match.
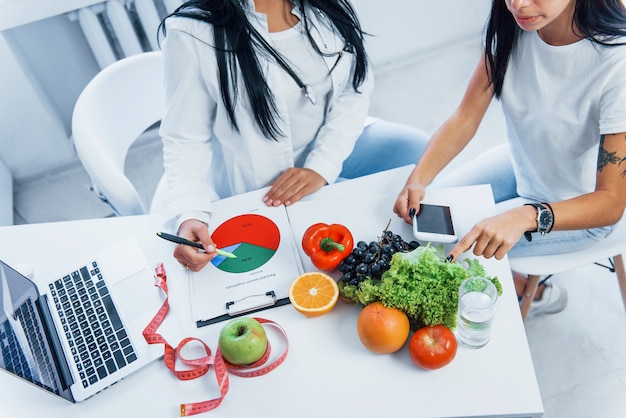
[158,0,368,140]
[485,0,626,98]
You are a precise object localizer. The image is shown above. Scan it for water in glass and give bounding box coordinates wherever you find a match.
[457,290,495,348]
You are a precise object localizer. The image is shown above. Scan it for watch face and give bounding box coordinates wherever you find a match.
[538,208,553,231]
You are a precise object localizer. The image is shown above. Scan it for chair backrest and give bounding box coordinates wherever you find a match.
[71,51,164,216]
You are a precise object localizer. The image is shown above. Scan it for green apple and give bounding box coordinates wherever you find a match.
[218,317,268,365]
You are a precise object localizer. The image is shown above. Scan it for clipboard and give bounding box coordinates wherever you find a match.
[195,291,292,327]
[188,189,304,327]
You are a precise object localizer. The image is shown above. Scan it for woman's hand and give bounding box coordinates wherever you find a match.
[174,219,218,272]
[394,180,427,224]
[264,168,327,206]
[446,206,536,262]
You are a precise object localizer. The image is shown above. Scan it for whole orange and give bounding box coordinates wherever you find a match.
[356,301,410,354]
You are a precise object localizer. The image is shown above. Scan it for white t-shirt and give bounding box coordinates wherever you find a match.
[501,31,626,202]
[270,21,334,168]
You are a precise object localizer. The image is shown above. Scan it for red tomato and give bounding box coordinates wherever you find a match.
[408,325,458,370]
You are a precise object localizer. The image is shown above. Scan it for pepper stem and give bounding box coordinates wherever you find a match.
[319,237,345,253]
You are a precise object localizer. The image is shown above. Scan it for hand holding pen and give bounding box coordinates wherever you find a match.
[158,219,235,271]
[157,232,236,258]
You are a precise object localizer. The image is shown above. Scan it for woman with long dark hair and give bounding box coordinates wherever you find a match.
[158,0,429,271]
[394,0,626,316]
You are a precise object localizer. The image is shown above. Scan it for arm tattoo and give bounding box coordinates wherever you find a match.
[597,134,626,178]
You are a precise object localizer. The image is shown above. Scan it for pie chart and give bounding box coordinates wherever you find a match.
[210,214,281,273]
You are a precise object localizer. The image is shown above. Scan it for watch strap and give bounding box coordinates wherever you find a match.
[523,203,538,242]
[524,203,542,233]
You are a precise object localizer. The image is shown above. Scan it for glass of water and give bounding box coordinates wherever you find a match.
[457,276,498,349]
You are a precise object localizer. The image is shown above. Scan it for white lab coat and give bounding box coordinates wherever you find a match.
[158,2,373,226]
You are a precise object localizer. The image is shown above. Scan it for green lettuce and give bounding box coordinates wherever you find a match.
[338,244,502,330]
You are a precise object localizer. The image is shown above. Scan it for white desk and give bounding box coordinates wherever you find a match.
[0,167,543,417]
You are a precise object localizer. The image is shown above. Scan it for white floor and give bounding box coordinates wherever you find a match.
[12,38,626,417]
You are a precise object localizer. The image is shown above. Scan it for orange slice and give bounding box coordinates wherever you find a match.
[288,272,339,317]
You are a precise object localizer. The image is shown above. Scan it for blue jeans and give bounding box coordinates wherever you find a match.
[339,120,430,179]
[432,143,614,258]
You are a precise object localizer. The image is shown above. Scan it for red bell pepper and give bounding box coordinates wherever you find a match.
[302,223,354,271]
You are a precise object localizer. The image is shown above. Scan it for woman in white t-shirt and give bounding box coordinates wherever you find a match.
[158,0,429,272]
[394,0,626,316]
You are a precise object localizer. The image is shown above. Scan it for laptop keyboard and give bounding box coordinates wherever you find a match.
[1,299,58,392]
[48,261,137,389]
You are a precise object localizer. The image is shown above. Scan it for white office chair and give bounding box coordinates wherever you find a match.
[71,51,167,216]
[510,218,626,320]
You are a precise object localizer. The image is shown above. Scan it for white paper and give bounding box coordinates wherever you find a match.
[190,188,304,324]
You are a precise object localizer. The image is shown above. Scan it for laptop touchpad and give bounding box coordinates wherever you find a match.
[112,269,162,323]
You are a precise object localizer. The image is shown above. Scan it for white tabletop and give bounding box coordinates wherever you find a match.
[0,166,543,418]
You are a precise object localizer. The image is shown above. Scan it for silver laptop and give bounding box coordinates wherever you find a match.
[0,236,170,402]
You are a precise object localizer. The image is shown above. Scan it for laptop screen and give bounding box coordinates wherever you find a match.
[0,260,73,401]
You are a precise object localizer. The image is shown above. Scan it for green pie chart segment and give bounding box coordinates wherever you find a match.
[210,214,280,273]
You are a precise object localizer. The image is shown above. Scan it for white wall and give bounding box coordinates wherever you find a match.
[353,0,490,68]
[0,31,76,181]
[0,0,491,183]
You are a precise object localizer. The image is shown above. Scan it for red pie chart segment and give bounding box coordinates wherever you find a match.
[210,214,281,273]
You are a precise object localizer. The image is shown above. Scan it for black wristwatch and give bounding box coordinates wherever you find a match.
[524,203,554,241]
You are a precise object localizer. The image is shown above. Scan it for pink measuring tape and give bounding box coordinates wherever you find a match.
[142,263,289,416]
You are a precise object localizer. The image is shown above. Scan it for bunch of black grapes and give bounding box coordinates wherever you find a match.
[338,230,419,287]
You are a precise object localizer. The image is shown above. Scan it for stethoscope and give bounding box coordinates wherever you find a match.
[267,46,346,106]
[256,22,350,106]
